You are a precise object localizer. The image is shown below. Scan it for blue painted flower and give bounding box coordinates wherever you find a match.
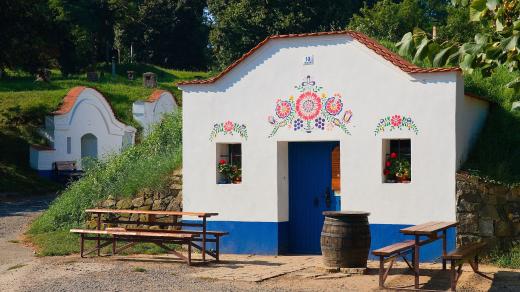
[294,119,303,131]
[315,117,325,130]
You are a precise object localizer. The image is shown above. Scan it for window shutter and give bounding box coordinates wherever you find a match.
[331,146,340,191]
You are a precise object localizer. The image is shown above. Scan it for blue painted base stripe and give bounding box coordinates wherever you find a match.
[183,221,456,261]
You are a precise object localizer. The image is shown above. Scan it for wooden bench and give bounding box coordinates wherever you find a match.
[70,228,195,265]
[443,242,490,291]
[373,240,416,289]
[125,228,229,261]
[53,161,82,182]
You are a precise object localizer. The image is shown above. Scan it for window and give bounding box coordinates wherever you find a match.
[66,137,71,154]
[382,139,411,183]
[216,143,242,184]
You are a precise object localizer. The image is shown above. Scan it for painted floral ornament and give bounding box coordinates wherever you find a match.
[374,114,418,135]
[210,121,248,141]
[268,76,353,137]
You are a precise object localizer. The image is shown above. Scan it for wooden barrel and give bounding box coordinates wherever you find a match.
[320,211,371,268]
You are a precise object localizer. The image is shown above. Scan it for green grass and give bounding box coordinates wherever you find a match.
[488,245,520,268]
[0,64,208,193]
[132,267,147,272]
[27,112,183,256]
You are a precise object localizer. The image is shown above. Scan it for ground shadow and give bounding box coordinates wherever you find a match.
[490,270,520,291]
[0,195,55,218]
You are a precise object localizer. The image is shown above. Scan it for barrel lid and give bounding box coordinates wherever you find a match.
[322,211,370,217]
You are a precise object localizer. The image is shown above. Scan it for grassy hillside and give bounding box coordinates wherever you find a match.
[0,64,209,193]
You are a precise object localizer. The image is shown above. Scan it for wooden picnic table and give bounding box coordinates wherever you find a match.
[400,221,457,289]
[85,209,218,262]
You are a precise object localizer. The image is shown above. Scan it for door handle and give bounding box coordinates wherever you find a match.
[325,187,331,208]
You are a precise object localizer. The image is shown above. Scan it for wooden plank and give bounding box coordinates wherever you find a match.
[70,229,194,238]
[85,208,218,217]
[125,228,229,236]
[401,221,457,235]
[373,240,415,256]
[331,146,340,191]
[443,242,486,260]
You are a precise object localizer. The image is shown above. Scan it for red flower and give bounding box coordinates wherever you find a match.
[390,115,402,127]
[384,169,390,175]
[219,159,226,165]
[223,121,234,132]
[386,161,391,167]
[295,91,322,121]
[390,152,397,159]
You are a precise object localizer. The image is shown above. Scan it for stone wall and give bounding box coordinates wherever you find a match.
[456,172,520,249]
[89,169,183,229]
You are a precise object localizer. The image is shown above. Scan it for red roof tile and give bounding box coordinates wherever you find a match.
[52,86,86,115]
[146,90,167,102]
[177,30,461,86]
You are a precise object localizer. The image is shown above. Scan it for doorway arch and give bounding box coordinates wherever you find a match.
[81,133,98,160]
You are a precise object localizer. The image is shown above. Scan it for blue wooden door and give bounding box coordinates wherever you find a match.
[288,141,339,254]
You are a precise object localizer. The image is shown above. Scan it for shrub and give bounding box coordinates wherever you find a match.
[29,111,182,234]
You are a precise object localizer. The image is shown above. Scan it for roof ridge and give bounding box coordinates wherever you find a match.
[178,30,460,86]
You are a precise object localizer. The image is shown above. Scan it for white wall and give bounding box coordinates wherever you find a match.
[31,88,136,170]
[133,91,177,136]
[180,34,465,225]
[456,91,489,168]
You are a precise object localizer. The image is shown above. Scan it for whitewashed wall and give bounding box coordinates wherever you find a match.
[31,87,136,171]
[133,90,177,136]
[180,34,485,227]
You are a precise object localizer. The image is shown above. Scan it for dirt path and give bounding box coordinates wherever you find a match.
[0,195,54,272]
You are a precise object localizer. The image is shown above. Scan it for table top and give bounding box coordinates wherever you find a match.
[400,221,457,235]
[85,208,218,217]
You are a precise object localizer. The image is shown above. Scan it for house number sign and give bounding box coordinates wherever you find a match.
[304,55,314,65]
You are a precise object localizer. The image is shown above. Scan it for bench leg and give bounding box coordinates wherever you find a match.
[450,260,456,291]
[112,236,116,255]
[442,230,447,270]
[187,241,192,266]
[379,256,384,289]
[216,236,220,262]
[80,234,84,258]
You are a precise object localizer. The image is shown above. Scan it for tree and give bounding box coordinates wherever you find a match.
[396,0,520,82]
[116,0,209,70]
[0,0,57,74]
[207,0,367,69]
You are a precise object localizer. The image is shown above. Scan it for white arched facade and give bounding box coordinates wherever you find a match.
[132,90,177,136]
[30,87,136,174]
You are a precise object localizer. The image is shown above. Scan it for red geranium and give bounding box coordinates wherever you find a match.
[219,159,226,165]
[386,161,391,167]
[390,152,397,159]
[384,169,390,175]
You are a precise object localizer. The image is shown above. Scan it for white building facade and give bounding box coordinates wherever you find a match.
[132,90,178,137]
[30,87,136,175]
[178,31,489,259]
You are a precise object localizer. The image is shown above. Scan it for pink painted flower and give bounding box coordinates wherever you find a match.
[325,95,343,116]
[275,100,292,119]
[223,121,234,132]
[391,115,402,127]
[296,91,322,121]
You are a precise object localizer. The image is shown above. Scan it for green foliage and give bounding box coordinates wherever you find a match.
[207,0,366,69]
[115,0,209,70]
[349,0,438,42]
[29,112,182,234]
[397,0,520,87]
[488,244,520,268]
[0,0,58,73]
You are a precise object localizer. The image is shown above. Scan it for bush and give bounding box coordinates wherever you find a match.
[29,111,182,234]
